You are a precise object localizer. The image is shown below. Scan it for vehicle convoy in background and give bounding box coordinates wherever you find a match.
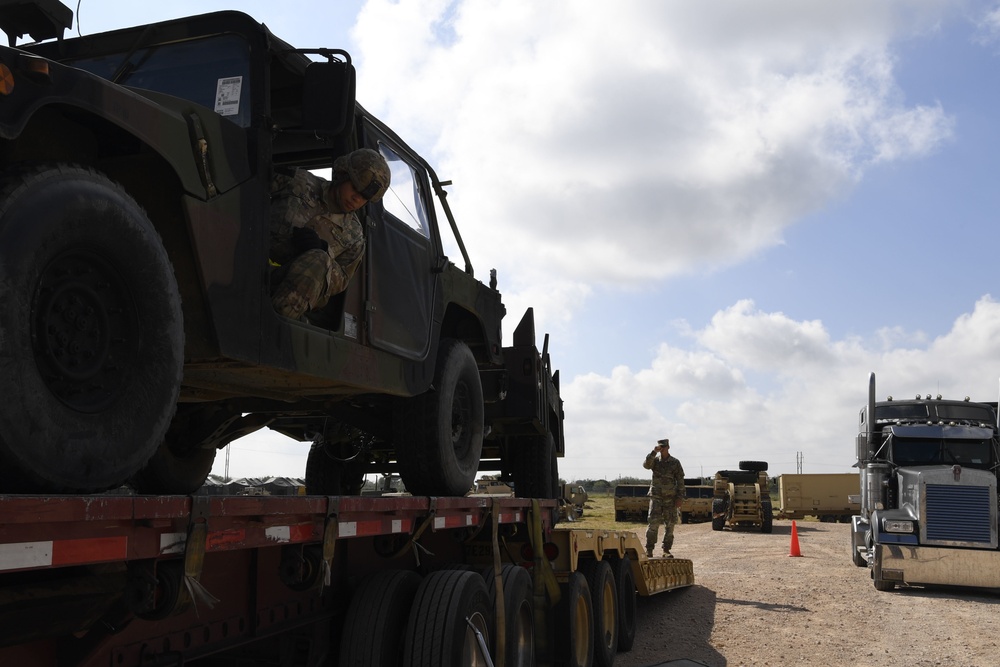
[0,0,562,500]
[0,4,699,666]
[777,473,860,522]
[680,477,713,523]
[851,372,1000,591]
[711,462,773,533]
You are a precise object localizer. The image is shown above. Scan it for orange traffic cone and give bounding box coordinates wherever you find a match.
[789,520,802,557]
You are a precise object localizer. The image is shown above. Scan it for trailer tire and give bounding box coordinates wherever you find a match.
[395,339,484,496]
[760,500,774,533]
[739,460,768,472]
[482,564,533,667]
[556,571,594,667]
[580,560,617,667]
[0,165,182,493]
[612,555,637,652]
[340,569,421,666]
[404,569,493,666]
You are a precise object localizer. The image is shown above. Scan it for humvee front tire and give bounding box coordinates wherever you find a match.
[395,339,484,496]
[0,165,183,492]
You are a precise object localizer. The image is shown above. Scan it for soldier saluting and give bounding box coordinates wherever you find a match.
[643,438,684,558]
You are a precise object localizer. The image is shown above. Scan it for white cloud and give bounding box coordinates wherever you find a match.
[353,0,955,298]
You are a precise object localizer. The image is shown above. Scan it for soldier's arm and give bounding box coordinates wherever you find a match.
[643,451,657,470]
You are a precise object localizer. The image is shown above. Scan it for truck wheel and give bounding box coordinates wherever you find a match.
[304,440,364,495]
[404,569,493,667]
[711,498,727,531]
[512,432,558,500]
[612,555,637,652]
[851,543,867,568]
[482,564,533,667]
[340,570,421,666]
[556,571,594,667]
[395,339,484,496]
[0,165,182,492]
[873,571,895,592]
[130,440,217,494]
[580,560,617,667]
[760,500,774,533]
[739,460,768,472]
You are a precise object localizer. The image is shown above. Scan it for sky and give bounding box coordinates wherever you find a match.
[65,0,1000,485]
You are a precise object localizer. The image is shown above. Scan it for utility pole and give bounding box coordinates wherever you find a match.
[796,451,803,474]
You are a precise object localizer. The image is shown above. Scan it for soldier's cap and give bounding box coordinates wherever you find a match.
[657,438,669,446]
[335,148,391,202]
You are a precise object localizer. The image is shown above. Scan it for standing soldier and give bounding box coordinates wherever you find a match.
[643,438,684,558]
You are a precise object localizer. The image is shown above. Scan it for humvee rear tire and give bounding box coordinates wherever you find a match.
[711,498,727,531]
[304,440,364,495]
[0,165,182,492]
[512,432,559,500]
[739,460,768,472]
[131,440,217,495]
[396,339,484,496]
[761,500,774,533]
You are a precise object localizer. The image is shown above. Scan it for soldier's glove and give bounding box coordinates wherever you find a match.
[291,226,329,254]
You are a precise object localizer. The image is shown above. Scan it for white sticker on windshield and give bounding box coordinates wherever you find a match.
[215,76,243,116]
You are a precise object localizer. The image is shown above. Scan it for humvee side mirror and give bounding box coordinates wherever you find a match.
[301,60,356,135]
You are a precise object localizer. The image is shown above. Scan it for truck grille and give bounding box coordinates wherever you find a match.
[925,484,992,544]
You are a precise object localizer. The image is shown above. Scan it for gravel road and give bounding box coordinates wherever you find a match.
[612,520,1000,667]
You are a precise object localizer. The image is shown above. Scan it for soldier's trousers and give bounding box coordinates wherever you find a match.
[646,496,679,552]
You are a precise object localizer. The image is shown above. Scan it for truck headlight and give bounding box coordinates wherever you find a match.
[883,519,914,533]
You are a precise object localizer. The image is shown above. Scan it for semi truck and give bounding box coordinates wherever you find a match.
[777,473,859,522]
[850,372,1000,591]
[0,0,562,501]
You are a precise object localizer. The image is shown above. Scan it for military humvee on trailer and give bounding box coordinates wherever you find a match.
[0,0,563,498]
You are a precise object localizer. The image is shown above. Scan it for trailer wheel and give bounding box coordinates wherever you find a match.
[579,560,617,667]
[612,555,637,652]
[0,165,182,493]
[711,498,727,531]
[482,564,533,667]
[396,339,484,496]
[340,569,422,666]
[404,569,493,666]
[556,571,594,667]
[760,500,774,533]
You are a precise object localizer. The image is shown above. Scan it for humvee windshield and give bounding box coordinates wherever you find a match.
[65,34,253,127]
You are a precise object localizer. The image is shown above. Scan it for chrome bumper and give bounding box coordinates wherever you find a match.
[877,543,1000,588]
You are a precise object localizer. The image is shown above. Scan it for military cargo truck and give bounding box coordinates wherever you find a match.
[777,473,859,522]
[614,484,650,522]
[680,477,714,523]
[0,0,563,499]
[851,372,1000,591]
[711,462,773,532]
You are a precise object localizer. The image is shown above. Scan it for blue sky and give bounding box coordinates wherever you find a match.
[67,1,1000,484]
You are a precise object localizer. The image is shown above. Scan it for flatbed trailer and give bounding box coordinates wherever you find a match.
[0,493,692,666]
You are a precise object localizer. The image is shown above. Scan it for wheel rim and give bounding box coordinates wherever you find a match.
[509,597,534,666]
[462,610,491,667]
[451,378,473,459]
[599,578,616,650]
[32,249,137,412]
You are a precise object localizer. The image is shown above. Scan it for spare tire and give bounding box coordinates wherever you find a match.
[739,460,768,472]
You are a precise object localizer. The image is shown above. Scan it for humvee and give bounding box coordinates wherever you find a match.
[0,1,563,497]
[711,462,773,532]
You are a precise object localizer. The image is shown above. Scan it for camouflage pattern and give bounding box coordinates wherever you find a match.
[644,448,685,554]
[333,148,390,202]
[269,168,365,319]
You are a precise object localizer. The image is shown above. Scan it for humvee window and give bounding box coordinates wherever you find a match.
[380,143,430,238]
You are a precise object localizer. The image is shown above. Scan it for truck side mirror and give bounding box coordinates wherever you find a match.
[301,60,356,135]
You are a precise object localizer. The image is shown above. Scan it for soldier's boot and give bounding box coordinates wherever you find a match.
[645,543,654,558]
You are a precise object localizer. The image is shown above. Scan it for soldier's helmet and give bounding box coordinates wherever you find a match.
[334,148,391,202]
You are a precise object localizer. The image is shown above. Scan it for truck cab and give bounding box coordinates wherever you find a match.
[851,372,1000,590]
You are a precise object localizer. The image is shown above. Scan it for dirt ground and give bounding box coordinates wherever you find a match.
[614,520,1000,667]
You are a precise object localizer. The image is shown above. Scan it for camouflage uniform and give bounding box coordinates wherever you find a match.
[270,148,389,320]
[643,444,684,556]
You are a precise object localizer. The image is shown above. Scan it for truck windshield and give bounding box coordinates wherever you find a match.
[64,34,252,127]
[891,437,993,468]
